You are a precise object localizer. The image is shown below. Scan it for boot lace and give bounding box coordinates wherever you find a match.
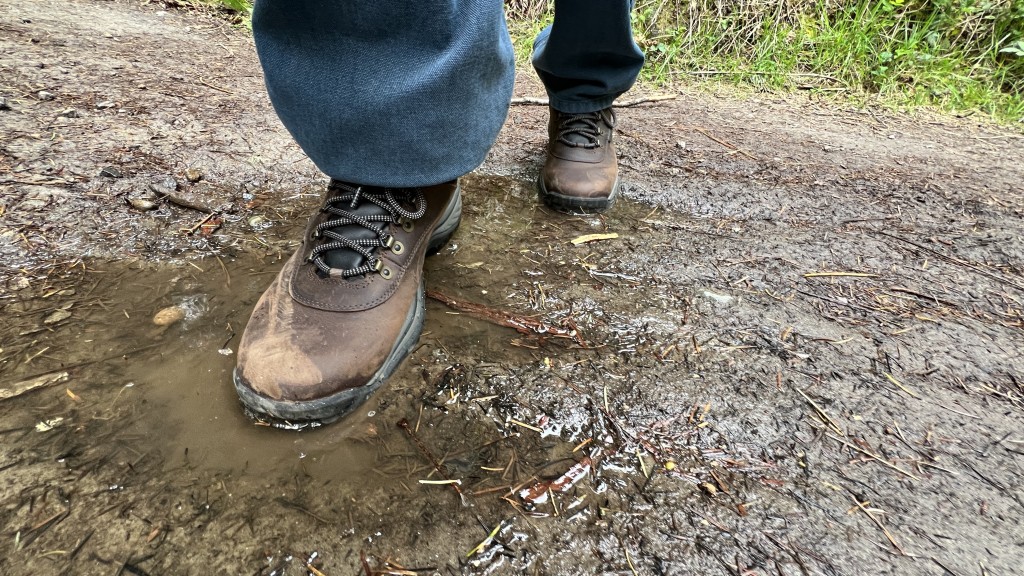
[557,111,610,149]
[308,182,426,277]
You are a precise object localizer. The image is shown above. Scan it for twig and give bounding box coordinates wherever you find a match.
[803,272,878,278]
[691,127,758,160]
[397,418,466,502]
[196,78,233,95]
[827,433,920,480]
[851,497,913,556]
[873,231,1024,292]
[614,94,677,107]
[509,94,676,107]
[427,290,588,347]
[795,388,845,435]
[0,343,163,397]
[273,497,331,524]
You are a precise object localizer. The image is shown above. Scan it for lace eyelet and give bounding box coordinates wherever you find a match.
[380,266,393,280]
[401,220,414,233]
[391,241,405,255]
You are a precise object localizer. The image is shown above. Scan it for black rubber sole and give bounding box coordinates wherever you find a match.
[232,188,462,429]
[537,175,619,214]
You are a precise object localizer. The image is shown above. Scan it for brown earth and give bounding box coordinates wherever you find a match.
[2,1,1023,575]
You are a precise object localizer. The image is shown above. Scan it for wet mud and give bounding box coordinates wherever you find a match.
[3,1,1024,575]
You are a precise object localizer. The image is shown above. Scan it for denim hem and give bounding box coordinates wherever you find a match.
[548,95,619,114]
[320,160,480,189]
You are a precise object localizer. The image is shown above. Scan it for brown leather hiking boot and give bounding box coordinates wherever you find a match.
[233,180,461,426]
[538,106,619,213]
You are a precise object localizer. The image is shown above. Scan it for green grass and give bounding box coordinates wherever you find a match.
[211,0,1024,123]
[629,0,1024,122]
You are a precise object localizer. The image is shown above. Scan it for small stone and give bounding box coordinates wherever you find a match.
[184,168,203,183]
[152,306,186,326]
[10,277,30,291]
[43,309,72,325]
[702,290,735,305]
[59,108,79,118]
[35,417,64,433]
[247,215,268,228]
[675,140,686,149]
[95,101,115,109]
[127,197,158,211]
[0,97,9,111]
[148,176,177,196]
[37,90,55,101]
[99,166,123,178]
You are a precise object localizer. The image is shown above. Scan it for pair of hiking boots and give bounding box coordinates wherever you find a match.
[234,107,620,425]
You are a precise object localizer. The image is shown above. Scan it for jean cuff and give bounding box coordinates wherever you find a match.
[547,94,618,114]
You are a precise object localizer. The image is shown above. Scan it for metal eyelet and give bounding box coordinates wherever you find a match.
[391,240,405,255]
[380,266,393,280]
[401,219,414,233]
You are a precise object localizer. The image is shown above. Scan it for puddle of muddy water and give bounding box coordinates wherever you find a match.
[0,174,640,487]
[2,174,688,575]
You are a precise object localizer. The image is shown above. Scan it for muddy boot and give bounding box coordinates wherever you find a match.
[233,180,461,425]
[537,106,619,213]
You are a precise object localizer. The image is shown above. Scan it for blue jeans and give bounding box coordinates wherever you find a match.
[252,0,644,187]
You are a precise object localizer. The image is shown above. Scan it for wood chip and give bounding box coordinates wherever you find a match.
[0,372,70,401]
[571,233,619,245]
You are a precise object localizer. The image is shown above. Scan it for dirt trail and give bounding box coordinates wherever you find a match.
[2,1,1023,575]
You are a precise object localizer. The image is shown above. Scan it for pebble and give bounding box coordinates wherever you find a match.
[43,309,72,325]
[0,97,9,111]
[184,168,203,182]
[152,306,186,326]
[702,290,735,305]
[99,166,123,178]
[59,108,79,118]
[148,176,177,196]
[95,101,115,109]
[127,197,158,211]
[37,90,55,101]
[10,277,30,291]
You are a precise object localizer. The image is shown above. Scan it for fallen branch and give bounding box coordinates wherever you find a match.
[510,94,676,108]
[427,290,588,347]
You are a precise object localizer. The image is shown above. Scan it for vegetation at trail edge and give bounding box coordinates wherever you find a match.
[212,0,1024,122]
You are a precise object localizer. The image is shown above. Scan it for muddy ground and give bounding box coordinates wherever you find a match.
[2,1,1024,575]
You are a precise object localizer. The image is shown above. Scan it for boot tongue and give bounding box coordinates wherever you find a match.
[320,194,390,272]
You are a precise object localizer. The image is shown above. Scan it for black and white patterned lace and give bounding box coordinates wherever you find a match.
[308,182,426,277]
